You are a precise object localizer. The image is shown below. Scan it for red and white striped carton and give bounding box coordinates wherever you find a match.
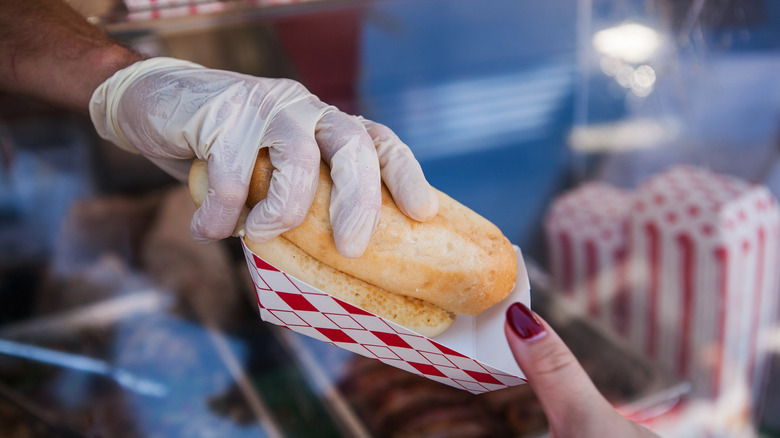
[121,0,321,22]
[543,182,634,336]
[240,240,531,394]
[122,0,227,21]
[629,165,780,400]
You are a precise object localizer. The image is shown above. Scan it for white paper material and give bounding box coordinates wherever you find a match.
[241,239,531,392]
[432,245,529,378]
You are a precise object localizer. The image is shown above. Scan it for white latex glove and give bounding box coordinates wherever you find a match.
[89,57,438,258]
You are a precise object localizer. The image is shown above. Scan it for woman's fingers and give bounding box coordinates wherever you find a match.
[504,302,658,438]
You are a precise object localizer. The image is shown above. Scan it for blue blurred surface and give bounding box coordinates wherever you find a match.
[358,0,580,252]
[355,0,780,258]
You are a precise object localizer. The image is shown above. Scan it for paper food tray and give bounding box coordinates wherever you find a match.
[240,238,530,394]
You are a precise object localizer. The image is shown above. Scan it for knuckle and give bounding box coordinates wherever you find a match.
[369,122,395,141]
[277,78,308,94]
[532,343,578,378]
[216,191,245,208]
[209,182,247,210]
[320,112,363,134]
[278,208,307,230]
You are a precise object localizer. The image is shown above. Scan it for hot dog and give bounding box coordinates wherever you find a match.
[188,149,516,337]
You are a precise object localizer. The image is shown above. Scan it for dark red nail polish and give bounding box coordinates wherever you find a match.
[506,302,546,341]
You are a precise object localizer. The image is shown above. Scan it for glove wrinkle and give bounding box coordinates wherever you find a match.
[316,112,381,258]
[90,57,436,257]
[362,118,439,222]
[244,112,320,243]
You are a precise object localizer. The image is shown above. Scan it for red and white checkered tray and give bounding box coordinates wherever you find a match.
[240,240,530,394]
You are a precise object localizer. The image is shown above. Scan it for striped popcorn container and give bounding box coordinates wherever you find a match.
[629,166,780,399]
[241,241,531,394]
[543,182,634,335]
[120,0,321,22]
[122,0,229,21]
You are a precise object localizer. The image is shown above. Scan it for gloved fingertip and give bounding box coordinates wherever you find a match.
[397,186,439,223]
[190,223,216,245]
[190,209,231,244]
[335,237,370,259]
[242,220,275,244]
[407,188,440,222]
[333,218,377,259]
[192,235,215,245]
[243,202,304,244]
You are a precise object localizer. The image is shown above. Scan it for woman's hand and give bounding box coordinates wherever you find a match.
[505,302,659,438]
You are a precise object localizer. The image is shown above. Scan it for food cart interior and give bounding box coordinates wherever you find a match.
[1,0,780,436]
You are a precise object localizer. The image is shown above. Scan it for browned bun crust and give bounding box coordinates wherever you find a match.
[245,149,517,315]
[243,236,455,337]
[189,157,455,337]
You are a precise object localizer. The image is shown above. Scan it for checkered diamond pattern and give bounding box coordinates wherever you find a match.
[241,240,524,394]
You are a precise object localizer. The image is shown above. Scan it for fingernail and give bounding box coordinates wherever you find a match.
[506,302,547,342]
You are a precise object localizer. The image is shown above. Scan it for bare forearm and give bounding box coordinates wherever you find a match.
[0,0,142,112]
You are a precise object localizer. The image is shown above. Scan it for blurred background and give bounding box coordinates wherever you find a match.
[2,0,780,436]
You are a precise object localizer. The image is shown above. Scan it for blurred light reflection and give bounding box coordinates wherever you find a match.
[592,23,662,98]
[568,118,678,152]
[0,338,168,398]
[593,23,661,64]
[631,65,656,97]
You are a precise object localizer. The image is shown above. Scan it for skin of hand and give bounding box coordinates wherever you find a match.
[0,0,142,112]
[0,0,439,258]
[505,302,660,438]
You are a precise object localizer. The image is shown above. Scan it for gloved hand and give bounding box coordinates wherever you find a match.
[89,57,438,258]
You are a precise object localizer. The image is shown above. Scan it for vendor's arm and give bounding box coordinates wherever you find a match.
[0,0,141,112]
[0,0,439,258]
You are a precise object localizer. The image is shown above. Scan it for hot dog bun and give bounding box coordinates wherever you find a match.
[189,149,516,334]
[242,235,456,337]
[189,157,456,337]
[245,149,517,315]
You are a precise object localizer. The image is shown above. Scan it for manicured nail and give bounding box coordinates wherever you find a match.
[506,302,547,342]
